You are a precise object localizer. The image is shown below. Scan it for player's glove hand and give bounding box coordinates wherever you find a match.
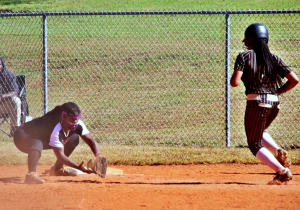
[87,154,108,178]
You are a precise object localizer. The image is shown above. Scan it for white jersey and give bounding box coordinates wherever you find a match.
[49,119,89,148]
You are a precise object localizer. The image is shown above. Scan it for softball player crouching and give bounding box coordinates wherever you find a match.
[14,102,107,184]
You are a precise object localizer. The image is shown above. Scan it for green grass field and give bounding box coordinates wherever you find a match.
[0,1,299,165]
[2,142,300,165]
[0,0,300,11]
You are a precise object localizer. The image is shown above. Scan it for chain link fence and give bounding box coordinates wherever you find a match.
[0,10,299,148]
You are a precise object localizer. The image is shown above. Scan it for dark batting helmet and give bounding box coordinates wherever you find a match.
[243,23,269,46]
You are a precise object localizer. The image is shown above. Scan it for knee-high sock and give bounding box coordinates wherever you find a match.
[262,132,279,155]
[28,149,41,173]
[256,147,284,172]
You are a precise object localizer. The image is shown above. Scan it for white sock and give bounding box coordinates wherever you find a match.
[256,147,285,172]
[279,168,288,175]
[262,132,279,155]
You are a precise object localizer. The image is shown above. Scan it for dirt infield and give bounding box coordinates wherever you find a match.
[1,164,300,210]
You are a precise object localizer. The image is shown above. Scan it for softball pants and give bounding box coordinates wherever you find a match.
[244,100,280,156]
[14,128,79,157]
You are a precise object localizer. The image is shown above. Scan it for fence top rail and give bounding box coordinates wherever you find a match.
[0,9,299,17]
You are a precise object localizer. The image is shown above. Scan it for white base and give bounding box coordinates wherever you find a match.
[73,167,123,175]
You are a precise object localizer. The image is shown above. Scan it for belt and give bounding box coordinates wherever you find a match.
[246,94,279,102]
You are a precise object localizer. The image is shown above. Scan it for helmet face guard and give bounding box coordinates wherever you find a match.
[243,23,269,46]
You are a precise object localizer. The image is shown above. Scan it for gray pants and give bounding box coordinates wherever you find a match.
[0,96,21,127]
[14,128,80,172]
[14,128,79,155]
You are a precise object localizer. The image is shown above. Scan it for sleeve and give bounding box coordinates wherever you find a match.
[274,56,292,78]
[49,123,64,148]
[233,53,245,72]
[78,119,89,136]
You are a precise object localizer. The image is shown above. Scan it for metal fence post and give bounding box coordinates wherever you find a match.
[225,12,231,147]
[43,14,48,114]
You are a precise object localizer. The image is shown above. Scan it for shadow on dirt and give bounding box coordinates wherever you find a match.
[0,177,22,184]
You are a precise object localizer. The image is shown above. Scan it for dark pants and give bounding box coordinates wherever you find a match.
[14,128,79,155]
[14,128,79,172]
[244,101,280,156]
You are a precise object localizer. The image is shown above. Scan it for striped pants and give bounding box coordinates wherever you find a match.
[244,100,280,156]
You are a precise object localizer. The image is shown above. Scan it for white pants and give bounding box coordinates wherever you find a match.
[0,96,21,127]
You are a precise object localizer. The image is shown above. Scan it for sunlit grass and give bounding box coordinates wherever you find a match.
[1,141,300,166]
[1,0,299,12]
[0,0,298,166]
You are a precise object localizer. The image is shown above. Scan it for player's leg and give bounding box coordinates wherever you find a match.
[262,102,280,154]
[262,132,291,166]
[263,102,291,168]
[14,128,45,184]
[256,147,284,172]
[262,132,278,154]
[245,102,290,173]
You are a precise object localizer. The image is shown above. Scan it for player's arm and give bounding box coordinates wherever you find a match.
[81,133,101,157]
[52,147,90,172]
[230,69,243,87]
[52,147,81,168]
[81,133,107,178]
[277,71,299,95]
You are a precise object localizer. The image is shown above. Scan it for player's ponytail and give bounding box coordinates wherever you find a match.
[254,38,284,89]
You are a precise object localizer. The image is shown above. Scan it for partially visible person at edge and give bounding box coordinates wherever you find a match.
[14,102,107,184]
[230,23,299,183]
[0,57,21,136]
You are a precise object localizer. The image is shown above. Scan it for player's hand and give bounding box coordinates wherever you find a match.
[78,161,94,174]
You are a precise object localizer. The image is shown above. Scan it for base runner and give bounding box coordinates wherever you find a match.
[230,23,299,183]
